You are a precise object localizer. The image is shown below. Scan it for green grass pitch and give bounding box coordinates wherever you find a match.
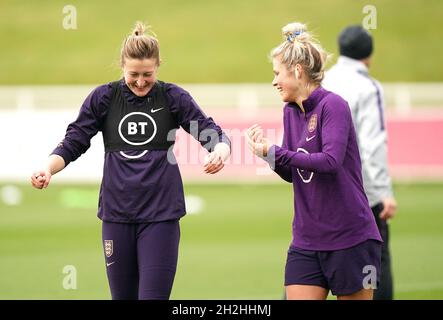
[1,0,442,84]
[0,182,442,299]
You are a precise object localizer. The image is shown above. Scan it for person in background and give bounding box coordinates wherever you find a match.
[322,25,397,300]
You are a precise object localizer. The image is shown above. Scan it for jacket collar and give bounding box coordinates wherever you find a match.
[336,55,369,75]
[288,86,327,113]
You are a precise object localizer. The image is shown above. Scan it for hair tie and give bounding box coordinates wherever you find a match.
[287,30,302,43]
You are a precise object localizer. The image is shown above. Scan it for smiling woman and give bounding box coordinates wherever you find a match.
[245,22,383,300]
[120,23,160,97]
[30,21,231,300]
[123,58,158,96]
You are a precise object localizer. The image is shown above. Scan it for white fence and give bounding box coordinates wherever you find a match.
[1,83,443,112]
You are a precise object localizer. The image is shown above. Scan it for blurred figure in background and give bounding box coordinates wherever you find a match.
[323,25,397,300]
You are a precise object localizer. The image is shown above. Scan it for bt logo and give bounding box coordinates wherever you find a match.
[127,122,149,135]
[118,112,157,146]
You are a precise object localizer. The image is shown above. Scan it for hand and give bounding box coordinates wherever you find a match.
[245,124,270,158]
[247,124,264,143]
[30,170,52,189]
[203,151,224,174]
[379,197,397,221]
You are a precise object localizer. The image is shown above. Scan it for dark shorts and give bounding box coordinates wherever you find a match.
[285,239,382,296]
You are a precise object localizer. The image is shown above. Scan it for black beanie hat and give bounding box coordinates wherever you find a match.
[338,25,373,60]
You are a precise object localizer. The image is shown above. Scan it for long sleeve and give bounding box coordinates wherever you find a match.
[323,57,394,206]
[167,84,231,152]
[355,82,393,201]
[51,84,112,166]
[272,98,351,174]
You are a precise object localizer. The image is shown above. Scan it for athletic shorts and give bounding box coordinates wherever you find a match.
[285,239,382,296]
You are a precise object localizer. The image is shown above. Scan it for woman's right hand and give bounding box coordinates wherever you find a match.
[246,124,264,143]
[246,124,270,158]
[30,170,52,189]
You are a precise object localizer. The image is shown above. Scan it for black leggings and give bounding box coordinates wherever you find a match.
[102,220,180,300]
[371,203,393,300]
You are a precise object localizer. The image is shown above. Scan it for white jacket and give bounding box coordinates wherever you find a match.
[323,56,393,207]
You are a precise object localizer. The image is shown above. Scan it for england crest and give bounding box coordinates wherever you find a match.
[308,114,317,133]
[104,240,113,258]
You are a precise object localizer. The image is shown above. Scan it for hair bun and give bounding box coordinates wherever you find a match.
[270,21,328,84]
[282,22,308,42]
[133,21,146,36]
[121,21,160,67]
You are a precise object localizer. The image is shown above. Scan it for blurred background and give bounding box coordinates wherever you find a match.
[0,0,442,299]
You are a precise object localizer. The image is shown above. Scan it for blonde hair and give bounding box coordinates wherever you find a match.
[120,21,160,67]
[271,22,329,84]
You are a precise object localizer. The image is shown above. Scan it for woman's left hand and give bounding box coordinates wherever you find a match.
[203,151,224,174]
[203,142,230,174]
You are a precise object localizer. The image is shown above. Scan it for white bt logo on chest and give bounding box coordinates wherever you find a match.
[128,122,148,135]
[118,112,157,146]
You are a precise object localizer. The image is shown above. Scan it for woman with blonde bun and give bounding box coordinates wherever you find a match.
[246,22,382,300]
[31,22,230,300]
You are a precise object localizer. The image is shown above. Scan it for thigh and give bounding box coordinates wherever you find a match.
[102,221,138,300]
[286,285,329,300]
[285,247,329,299]
[136,220,181,300]
[338,288,374,300]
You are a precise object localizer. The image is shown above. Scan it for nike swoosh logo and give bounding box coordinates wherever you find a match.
[106,262,115,267]
[306,135,316,142]
[151,107,164,113]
